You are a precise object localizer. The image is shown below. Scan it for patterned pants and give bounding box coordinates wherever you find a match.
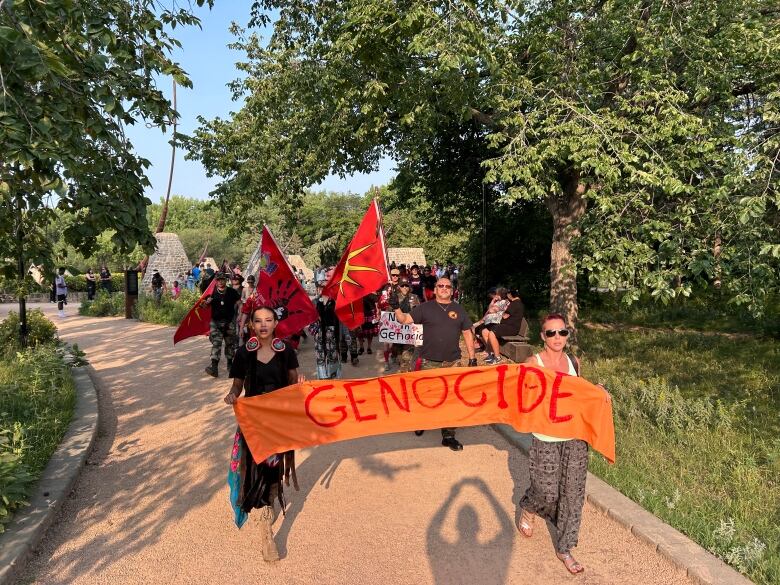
[419,359,459,439]
[393,344,417,373]
[209,319,237,364]
[339,323,358,359]
[519,437,589,554]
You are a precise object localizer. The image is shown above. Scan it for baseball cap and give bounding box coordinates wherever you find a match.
[215,272,228,280]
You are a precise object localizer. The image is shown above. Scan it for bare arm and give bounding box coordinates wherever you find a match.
[462,329,476,361]
[224,377,244,404]
[394,308,414,325]
[288,368,299,385]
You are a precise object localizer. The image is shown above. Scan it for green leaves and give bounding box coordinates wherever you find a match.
[188,0,780,316]
[0,0,204,275]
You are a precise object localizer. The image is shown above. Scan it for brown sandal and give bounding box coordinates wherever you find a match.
[517,509,534,537]
[557,552,584,574]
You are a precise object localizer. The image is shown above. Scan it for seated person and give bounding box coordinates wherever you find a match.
[483,289,525,363]
[473,287,507,350]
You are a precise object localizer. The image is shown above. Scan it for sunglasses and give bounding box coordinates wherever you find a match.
[391,273,400,277]
[544,329,570,338]
[398,283,410,287]
[436,284,453,289]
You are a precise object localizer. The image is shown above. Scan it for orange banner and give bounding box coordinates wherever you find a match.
[234,364,616,464]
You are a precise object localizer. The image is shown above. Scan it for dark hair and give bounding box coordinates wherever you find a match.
[495,286,508,299]
[251,306,278,322]
[541,313,566,329]
[173,281,179,287]
[508,289,520,298]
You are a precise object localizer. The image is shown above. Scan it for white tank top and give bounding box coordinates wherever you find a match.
[532,353,576,442]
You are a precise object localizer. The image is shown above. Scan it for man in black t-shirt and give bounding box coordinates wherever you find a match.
[394,277,476,451]
[204,273,242,377]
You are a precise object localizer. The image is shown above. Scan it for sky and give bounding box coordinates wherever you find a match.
[125,3,394,204]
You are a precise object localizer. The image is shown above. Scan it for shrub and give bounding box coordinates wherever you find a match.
[78,290,125,317]
[134,289,201,326]
[0,345,75,532]
[0,310,58,353]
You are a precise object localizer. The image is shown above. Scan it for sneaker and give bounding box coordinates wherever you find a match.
[383,362,392,373]
[366,348,373,354]
[484,354,496,364]
[492,356,502,364]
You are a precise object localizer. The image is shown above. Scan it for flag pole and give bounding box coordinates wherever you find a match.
[373,189,391,281]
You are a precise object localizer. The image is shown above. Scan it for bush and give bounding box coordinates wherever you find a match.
[0,310,58,353]
[134,289,201,326]
[0,345,75,532]
[78,290,125,317]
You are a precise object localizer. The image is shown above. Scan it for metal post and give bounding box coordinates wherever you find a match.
[16,195,27,347]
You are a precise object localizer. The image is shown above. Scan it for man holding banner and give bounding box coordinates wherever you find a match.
[394,277,477,451]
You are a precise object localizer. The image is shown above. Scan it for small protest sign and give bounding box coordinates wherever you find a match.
[378,311,423,346]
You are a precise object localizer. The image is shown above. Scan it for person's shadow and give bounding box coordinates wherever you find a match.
[427,477,514,585]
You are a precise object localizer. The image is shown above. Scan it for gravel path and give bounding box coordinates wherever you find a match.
[10,304,691,584]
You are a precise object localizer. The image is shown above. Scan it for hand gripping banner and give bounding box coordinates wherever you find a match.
[233,364,616,464]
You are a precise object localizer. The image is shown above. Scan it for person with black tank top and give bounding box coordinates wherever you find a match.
[224,306,303,562]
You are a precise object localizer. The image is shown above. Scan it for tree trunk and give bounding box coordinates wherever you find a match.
[546,169,588,343]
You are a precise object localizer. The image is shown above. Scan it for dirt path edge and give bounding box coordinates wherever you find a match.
[0,365,99,585]
[491,424,755,585]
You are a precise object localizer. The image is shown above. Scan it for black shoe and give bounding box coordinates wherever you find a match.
[367,348,373,354]
[341,354,348,363]
[351,356,359,366]
[442,437,463,451]
[205,360,218,378]
[358,347,365,355]
[414,430,424,436]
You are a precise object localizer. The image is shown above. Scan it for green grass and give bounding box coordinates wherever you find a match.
[573,328,779,585]
[0,315,75,532]
[581,292,780,338]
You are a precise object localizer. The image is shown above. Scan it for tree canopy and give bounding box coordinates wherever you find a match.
[0,0,211,282]
[187,0,780,327]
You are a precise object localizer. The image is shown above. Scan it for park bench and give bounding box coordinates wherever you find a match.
[498,317,532,363]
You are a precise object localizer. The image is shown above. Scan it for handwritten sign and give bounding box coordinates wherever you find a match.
[378,310,424,346]
[234,364,616,464]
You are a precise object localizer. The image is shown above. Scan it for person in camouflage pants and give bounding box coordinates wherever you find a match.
[210,318,238,369]
[204,273,241,377]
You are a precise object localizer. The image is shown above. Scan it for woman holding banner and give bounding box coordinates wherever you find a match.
[517,313,606,575]
[224,306,302,562]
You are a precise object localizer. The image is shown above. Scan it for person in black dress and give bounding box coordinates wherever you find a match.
[224,306,303,562]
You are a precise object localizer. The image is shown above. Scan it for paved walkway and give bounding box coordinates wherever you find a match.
[9,304,690,584]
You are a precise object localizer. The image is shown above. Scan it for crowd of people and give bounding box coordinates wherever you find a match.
[218,260,606,573]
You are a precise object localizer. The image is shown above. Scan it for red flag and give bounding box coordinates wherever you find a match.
[173,279,216,345]
[322,199,389,329]
[250,225,318,338]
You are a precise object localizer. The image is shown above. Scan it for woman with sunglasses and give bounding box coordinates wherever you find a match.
[517,313,595,575]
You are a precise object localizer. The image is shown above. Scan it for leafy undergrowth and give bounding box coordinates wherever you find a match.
[0,312,75,532]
